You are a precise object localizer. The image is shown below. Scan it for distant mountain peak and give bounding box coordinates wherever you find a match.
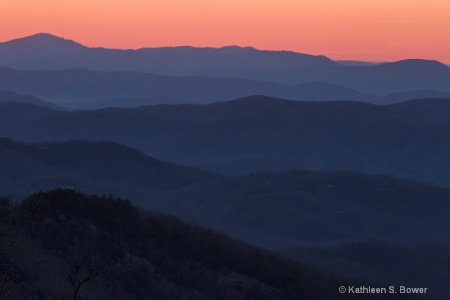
[0,33,86,53]
[25,32,63,39]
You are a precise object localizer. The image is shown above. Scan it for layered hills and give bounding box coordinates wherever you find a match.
[1,33,449,299]
[0,67,374,104]
[1,33,450,103]
[2,96,450,187]
[1,138,450,247]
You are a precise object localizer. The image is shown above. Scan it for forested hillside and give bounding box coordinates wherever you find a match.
[1,189,423,299]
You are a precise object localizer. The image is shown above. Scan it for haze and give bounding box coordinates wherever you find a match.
[1,0,449,63]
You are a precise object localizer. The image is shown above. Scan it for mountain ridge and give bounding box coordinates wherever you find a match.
[2,33,450,95]
[0,67,377,104]
[2,67,450,107]
[0,33,86,55]
[0,33,338,77]
[0,90,61,109]
[2,96,450,188]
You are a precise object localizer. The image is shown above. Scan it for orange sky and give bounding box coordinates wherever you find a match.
[1,0,449,63]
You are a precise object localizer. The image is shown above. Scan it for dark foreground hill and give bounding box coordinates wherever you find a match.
[1,189,422,300]
[2,96,450,187]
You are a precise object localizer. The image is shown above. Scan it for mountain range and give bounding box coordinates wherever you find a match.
[2,96,450,188]
[2,32,450,299]
[0,33,336,81]
[1,33,450,105]
[0,67,376,105]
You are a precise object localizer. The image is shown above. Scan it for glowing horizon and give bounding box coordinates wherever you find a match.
[1,0,450,64]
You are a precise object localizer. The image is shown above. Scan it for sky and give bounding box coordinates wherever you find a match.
[1,0,449,63]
